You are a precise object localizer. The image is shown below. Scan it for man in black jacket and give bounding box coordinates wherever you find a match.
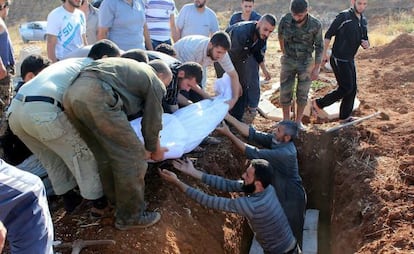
[312,0,369,123]
[225,13,276,121]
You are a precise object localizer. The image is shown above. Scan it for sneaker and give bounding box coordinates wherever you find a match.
[297,122,308,131]
[115,211,161,230]
[311,100,328,119]
[201,136,221,145]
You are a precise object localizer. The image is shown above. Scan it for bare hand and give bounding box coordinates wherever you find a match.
[215,121,231,136]
[262,69,271,81]
[151,146,169,161]
[361,39,370,49]
[172,158,196,175]
[158,168,179,183]
[310,66,320,81]
[0,221,6,253]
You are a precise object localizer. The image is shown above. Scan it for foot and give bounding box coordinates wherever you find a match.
[115,211,161,230]
[62,189,83,214]
[90,206,114,220]
[311,100,328,119]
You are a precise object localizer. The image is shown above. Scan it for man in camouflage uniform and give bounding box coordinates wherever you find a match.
[278,0,323,130]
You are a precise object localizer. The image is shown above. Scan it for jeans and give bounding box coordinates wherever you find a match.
[316,56,357,120]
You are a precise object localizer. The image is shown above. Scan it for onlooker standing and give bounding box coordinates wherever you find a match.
[313,0,369,123]
[0,159,54,254]
[159,158,300,253]
[0,0,14,114]
[229,0,263,115]
[63,58,171,230]
[46,0,87,62]
[225,14,275,121]
[278,0,323,130]
[98,0,152,51]
[79,0,99,45]
[175,0,219,41]
[217,114,307,246]
[145,0,178,49]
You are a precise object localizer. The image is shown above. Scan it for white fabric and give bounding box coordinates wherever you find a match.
[130,75,232,160]
[46,6,86,60]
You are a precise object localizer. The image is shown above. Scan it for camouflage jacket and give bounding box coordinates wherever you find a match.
[278,13,323,63]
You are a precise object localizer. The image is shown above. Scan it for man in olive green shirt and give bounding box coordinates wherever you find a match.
[278,0,323,130]
[63,58,172,230]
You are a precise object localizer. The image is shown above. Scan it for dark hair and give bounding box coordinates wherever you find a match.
[155,43,177,57]
[260,13,277,26]
[177,62,203,84]
[279,120,298,140]
[20,54,51,79]
[88,39,121,60]
[149,59,172,79]
[290,0,308,14]
[242,0,254,2]
[210,31,231,50]
[121,49,149,63]
[251,159,274,188]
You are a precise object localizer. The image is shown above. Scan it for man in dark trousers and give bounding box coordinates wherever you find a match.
[224,14,275,121]
[312,0,369,123]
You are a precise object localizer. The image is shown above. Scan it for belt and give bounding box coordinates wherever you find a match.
[14,93,64,111]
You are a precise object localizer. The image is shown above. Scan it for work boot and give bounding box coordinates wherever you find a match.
[115,211,161,230]
[62,189,83,213]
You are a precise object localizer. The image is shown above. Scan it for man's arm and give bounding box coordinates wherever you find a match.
[191,84,211,100]
[143,23,153,50]
[170,14,178,43]
[224,113,249,137]
[46,34,58,62]
[216,119,247,154]
[226,69,242,109]
[97,27,109,40]
[0,221,6,253]
[82,33,88,46]
[259,61,271,81]
[0,58,7,80]
[322,38,331,63]
[311,23,324,80]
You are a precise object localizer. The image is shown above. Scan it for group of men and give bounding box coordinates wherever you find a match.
[0,0,370,253]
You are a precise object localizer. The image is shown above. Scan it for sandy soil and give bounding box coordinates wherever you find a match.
[46,33,414,254]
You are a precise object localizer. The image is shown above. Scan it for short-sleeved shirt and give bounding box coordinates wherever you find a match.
[278,13,323,63]
[176,3,219,37]
[229,10,261,26]
[0,18,14,68]
[173,35,235,72]
[99,0,146,50]
[46,6,86,60]
[85,4,99,44]
[145,0,176,42]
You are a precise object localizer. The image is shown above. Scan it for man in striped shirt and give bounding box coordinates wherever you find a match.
[159,158,300,254]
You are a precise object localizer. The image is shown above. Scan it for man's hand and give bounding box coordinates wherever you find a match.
[172,158,203,179]
[151,147,169,161]
[215,121,231,136]
[0,63,7,80]
[262,68,271,81]
[310,66,320,81]
[0,221,6,252]
[361,39,370,49]
[158,168,179,183]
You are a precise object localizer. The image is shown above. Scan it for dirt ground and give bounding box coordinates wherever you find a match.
[45,33,414,254]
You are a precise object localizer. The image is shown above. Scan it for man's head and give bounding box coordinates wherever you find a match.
[155,43,177,58]
[0,0,10,19]
[149,59,173,87]
[88,39,121,60]
[194,0,207,9]
[241,0,254,15]
[351,0,368,14]
[290,0,309,23]
[20,54,51,82]
[207,31,231,62]
[272,120,298,143]
[177,62,203,92]
[256,14,276,40]
[121,49,149,63]
[62,0,82,9]
[242,159,274,194]
[79,0,90,13]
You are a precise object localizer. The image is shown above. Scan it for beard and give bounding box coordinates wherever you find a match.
[195,2,205,9]
[242,182,256,194]
[68,0,82,8]
[207,47,218,61]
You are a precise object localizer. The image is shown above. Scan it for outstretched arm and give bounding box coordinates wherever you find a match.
[216,120,247,154]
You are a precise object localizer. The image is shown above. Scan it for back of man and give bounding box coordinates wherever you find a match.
[46,0,86,62]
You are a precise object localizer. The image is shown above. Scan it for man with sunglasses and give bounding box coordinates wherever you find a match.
[0,0,13,115]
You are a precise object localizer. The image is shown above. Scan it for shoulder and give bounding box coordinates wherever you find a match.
[205,7,217,16]
[48,6,64,17]
[308,14,322,28]
[251,11,261,20]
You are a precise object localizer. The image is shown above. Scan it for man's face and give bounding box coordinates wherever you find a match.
[241,1,254,15]
[292,11,308,24]
[0,1,10,19]
[207,45,227,62]
[256,20,275,40]
[272,124,287,142]
[178,76,198,92]
[194,0,206,8]
[67,0,82,8]
[352,0,368,14]
[241,165,256,194]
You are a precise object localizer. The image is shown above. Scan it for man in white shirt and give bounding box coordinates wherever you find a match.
[46,0,87,62]
[173,32,241,109]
